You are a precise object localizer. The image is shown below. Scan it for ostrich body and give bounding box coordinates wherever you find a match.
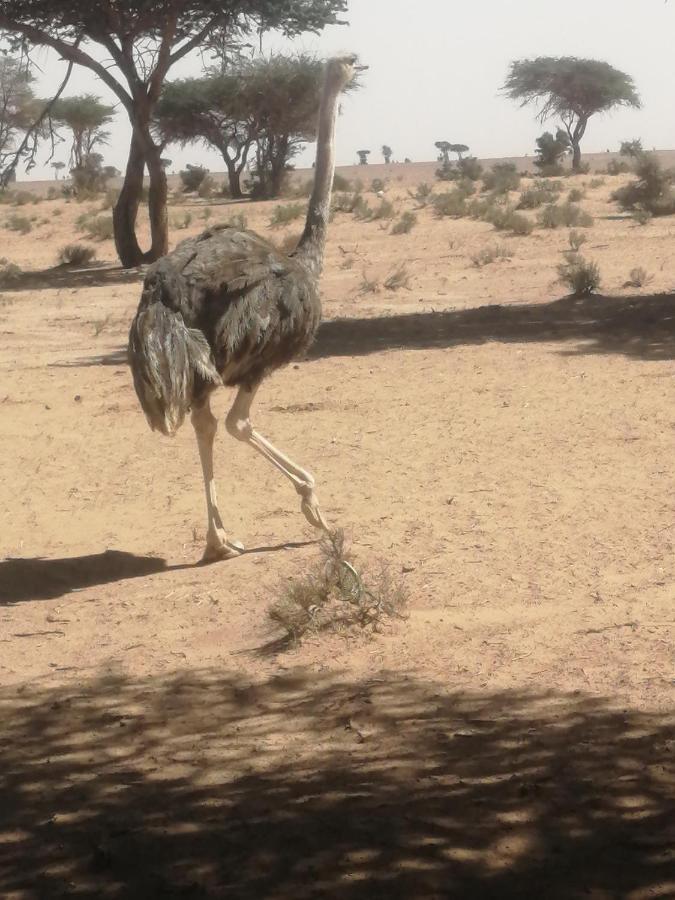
[128,56,362,561]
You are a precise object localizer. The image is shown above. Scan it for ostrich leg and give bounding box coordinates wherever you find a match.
[225,385,329,531]
[191,400,244,562]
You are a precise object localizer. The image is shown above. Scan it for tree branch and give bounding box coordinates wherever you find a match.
[0,15,133,111]
[169,13,230,66]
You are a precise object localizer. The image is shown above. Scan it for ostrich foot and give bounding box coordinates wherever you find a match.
[201,532,245,564]
[300,489,330,532]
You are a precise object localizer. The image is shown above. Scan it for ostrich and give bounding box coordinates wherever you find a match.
[128,56,364,562]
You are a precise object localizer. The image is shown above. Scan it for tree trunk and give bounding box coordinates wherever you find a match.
[145,143,169,261]
[225,159,243,199]
[113,130,146,268]
[112,125,168,268]
[571,139,582,172]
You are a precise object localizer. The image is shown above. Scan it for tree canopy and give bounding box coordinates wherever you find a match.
[0,56,38,175]
[503,57,640,170]
[0,0,348,265]
[52,94,116,169]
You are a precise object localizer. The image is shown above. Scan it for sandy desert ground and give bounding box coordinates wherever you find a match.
[0,161,674,898]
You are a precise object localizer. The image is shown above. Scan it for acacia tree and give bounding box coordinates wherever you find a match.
[382,144,392,164]
[503,57,640,172]
[52,94,115,170]
[156,75,255,199]
[0,56,38,177]
[0,1,347,266]
[357,149,370,165]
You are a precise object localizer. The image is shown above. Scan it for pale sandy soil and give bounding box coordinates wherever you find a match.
[0,164,673,898]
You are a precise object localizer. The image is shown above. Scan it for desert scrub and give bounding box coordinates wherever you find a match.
[0,257,22,286]
[568,188,585,203]
[383,262,411,291]
[6,214,32,234]
[358,271,379,294]
[538,202,593,229]
[83,214,115,240]
[391,211,417,234]
[370,178,386,193]
[482,162,520,194]
[612,152,675,217]
[270,202,305,227]
[269,530,408,642]
[558,252,601,296]
[408,182,433,205]
[471,244,512,267]
[170,211,193,230]
[433,190,468,218]
[625,266,651,288]
[58,243,96,266]
[568,229,588,251]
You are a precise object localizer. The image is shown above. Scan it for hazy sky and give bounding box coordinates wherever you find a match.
[21,0,675,179]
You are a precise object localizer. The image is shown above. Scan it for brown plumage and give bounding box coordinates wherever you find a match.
[128,56,364,561]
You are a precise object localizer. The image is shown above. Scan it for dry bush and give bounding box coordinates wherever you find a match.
[391,211,417,234]
[0,257,22,287]
[58,244,97,266]
[558,252,601,296]
[270,202,305,227]
[269,530,408,642]
[625,266,652,288]
[6,214,32,234]
[471,244,512,267]
[82,214,115,240]
[538,202,593,229]
[433,190,468,218]
[568,229,587,251]
[371,199,396,220]
[408,182,433,206]
[384,262,411,291]
[358,271,379,293]
[170,211,192,230]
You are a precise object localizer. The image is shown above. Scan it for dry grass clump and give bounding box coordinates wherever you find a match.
[270,202,305,227]
[538,202,593,229]
[471,244,512,267]
[391,211,417,234]
[58,243,97,266]
[558,252,601,297]
[383,262,411,290]
[269,530,408,642]
[624,266,652,288]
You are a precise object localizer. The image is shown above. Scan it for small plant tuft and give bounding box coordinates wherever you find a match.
[625,266,651,288]
[391,211,417,234]
[471,244,512,267]
[557,252,601,296]
[58,243,96,266]
[268,530,408,642]
[383,262,411,291]
[568,229,587,251]
[0,257,22,287]
[270,202,305,227]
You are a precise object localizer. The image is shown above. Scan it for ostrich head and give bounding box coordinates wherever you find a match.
[325,55,367,94]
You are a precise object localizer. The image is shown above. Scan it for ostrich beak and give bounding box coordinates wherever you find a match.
[354,63,369,72]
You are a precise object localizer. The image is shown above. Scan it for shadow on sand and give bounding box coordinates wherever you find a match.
[0,263,146,294]
[53,291,675,369]
[0,668,672,898]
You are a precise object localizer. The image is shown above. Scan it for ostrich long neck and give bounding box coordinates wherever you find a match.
[294,77,341,278]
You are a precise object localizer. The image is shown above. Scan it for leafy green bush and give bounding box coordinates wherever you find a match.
[180,164,209,193]
[433,190,468,218]
[391,211,417,234]
[270,202,305,227]
[558,252,601,296]
[612,153,675,217]
[482,163,520,194]
[58,243,96,265]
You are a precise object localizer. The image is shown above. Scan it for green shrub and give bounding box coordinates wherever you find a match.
[180,164,208,193]
[408,182,433,205]
[517,179,563,209]
[370,178,386,193]
[353,195,374,220]
[433,190,468,218]
[506,211,534,235]
[332,191,362,214]
[270,202,305,227]
[538,202,593,229]
[6,214,32,233]
[482,162,520,194]
[568,188,585,203]
[558,252,601,296]
[537,163,566,178]
[58,243,96,265]
[612,153,675,217]
[12,190,36,206]
[391,211,417,234]
[632,209,652,226]
[457,156,483,181]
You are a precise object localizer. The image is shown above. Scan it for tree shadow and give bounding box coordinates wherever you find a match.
[55,291,675,370]
[309,291,675,363]
[0,668,672,899]
[0,550,175,605]
[0,263,145,294]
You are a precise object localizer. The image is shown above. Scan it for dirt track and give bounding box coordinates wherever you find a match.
[1,163,674,898]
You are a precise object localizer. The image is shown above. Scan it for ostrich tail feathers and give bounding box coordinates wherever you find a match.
[128,302,220,436]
